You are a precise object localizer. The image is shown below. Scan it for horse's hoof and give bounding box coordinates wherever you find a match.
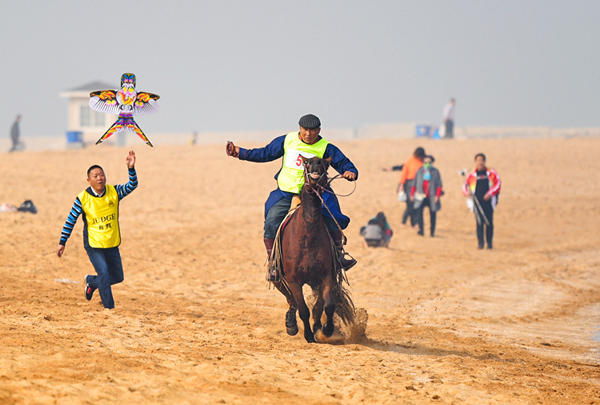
[304,332,316,343]
[323,323,334,337]
[285,309,298,335]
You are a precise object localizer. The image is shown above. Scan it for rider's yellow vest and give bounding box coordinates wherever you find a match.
[78,185,121,248]
[277,132,329,194]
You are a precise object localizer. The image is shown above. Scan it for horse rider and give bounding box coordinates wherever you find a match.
[226,114,359,280]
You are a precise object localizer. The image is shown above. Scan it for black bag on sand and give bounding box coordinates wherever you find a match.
[17,200,37,214]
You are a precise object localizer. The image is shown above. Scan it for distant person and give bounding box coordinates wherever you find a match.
[411,155,443,237]
[462,153,501,249]
[360,212,393,247]
[9,114,23,152]
[56,151,138,309]
[397,147,425,227]
[442,98,455,139]
[190,131,198,145]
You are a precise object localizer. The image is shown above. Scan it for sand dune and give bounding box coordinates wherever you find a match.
[0,137,599,404]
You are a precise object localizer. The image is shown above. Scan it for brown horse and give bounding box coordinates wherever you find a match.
[273,156,354,343]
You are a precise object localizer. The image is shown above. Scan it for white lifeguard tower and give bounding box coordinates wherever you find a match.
[60,81,118,146]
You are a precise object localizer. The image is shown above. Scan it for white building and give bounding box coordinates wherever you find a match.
[60,81,118,145]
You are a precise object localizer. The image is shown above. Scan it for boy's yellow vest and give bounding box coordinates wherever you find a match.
[277,132,329,194]
[78,185,121,248]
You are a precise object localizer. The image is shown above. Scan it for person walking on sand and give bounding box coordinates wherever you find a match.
[411,155,443,237]
[226,114,359,281]
[443,98,455,139]
[397,147,425,227]
[9,114,23,152]
[57,151,138,309]
[462,153,501,249]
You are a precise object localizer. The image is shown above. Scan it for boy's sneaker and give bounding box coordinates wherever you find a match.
[84,275,96,301]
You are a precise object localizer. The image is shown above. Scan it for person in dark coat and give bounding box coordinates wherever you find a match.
[226,114,359,280]
[9,115,22,152]
[411,155,443,237]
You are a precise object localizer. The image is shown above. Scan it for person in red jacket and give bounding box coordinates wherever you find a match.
[397,147,425,227]
[462,153,501,249]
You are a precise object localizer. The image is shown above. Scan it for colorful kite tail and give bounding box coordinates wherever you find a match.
[127,119,153,147]
[95,120,124,145]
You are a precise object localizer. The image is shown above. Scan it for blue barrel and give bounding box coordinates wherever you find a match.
[66,131,83,143]
[415,125,431,137]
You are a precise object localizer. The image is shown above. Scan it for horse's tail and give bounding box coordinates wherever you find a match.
[321,230,355,325]
[331,243,355,325]
[333,277,355,325]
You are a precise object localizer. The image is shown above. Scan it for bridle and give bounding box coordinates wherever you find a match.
[303,160,329,196]
[301,157,350,244]
[302,158,358,198]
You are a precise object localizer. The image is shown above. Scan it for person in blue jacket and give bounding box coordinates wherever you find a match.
[227,114,358,280]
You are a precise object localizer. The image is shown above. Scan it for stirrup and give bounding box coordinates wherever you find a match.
[337,250,357,271]
[266,262,280,282]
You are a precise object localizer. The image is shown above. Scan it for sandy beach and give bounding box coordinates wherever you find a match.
[0,136,599,404]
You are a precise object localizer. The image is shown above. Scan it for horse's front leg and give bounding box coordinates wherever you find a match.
[285,307,298,336]
[274,282,299,336]
[322,276,336,337]
[288,282,315,343]
[312,285,325,333]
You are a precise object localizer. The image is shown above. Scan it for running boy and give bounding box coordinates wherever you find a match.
[57,151,138,309]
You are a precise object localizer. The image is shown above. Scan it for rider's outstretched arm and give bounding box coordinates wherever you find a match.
[237,135,286,162]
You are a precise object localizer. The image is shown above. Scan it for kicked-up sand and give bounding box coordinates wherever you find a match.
[0,136,599,404]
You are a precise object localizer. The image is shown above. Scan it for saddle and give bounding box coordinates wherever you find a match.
[267,200,342,283]
[278,196,301,235]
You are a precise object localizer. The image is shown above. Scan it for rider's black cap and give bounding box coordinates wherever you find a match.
[298,114,321,129]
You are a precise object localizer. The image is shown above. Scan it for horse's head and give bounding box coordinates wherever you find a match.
[301,155,331,191]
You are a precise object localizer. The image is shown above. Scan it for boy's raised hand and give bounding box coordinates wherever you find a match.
[126,150,136,168]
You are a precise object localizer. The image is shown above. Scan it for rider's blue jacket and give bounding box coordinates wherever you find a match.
[238,134,359,229]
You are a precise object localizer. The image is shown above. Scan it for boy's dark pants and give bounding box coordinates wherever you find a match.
[85,246,124,309]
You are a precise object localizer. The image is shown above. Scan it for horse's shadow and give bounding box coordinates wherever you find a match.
[347,336,511,363]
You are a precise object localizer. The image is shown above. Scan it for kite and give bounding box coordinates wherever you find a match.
[89,73,160,147]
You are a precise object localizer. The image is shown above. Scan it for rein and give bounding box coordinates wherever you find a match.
[302,168,357,198]
[303,165,348,245]
[324,174,357,198]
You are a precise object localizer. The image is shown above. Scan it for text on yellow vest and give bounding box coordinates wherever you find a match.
[277,132,329,194]
[78,185,121,248]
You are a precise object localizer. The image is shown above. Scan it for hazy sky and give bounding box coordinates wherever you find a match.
[1,1,598,137]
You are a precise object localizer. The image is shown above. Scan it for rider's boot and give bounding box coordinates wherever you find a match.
[330,230,357,271]
[264,238,279,281]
